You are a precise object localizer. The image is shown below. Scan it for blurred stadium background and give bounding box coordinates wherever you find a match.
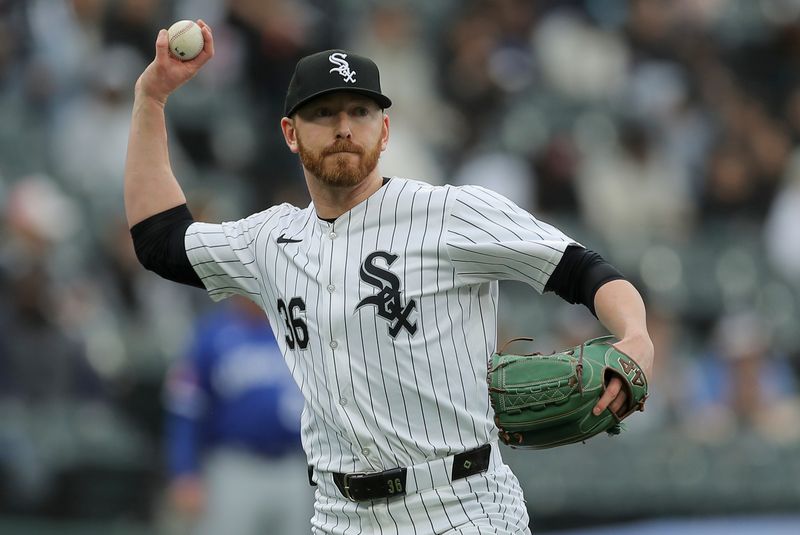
[2,0,800,533]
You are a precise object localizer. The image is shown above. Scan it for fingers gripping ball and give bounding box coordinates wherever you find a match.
[488,335,648,449]
[167,20,204,61]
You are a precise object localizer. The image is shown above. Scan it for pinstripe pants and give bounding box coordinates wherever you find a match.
[310,445,531,535]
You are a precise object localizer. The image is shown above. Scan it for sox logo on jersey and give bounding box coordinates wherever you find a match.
[356,251,417,337]
[184,177,573,533]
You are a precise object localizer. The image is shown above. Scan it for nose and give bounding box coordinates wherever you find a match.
[334,111,352,139]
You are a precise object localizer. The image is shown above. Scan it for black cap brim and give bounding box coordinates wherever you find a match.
[286,88,392,117]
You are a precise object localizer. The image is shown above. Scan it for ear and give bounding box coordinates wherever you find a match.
[380,113,390,152]
[281,117,299,154]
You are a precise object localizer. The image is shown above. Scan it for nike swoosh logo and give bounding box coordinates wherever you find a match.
[277,233,303,244]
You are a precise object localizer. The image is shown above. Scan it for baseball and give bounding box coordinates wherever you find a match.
[167,20,204,61]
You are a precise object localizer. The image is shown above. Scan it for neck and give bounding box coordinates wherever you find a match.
[305,169,384,219]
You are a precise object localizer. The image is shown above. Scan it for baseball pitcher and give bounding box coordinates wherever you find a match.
[125,20,655,534]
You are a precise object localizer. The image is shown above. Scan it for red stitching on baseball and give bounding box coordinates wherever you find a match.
[170,22,195,45]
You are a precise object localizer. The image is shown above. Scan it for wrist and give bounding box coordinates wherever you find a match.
[621,332,654,356]
[621,330,650,343]
[134,78,169,108]
[135,89,168,108]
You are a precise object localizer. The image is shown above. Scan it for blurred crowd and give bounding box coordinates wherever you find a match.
[2,0,800,527]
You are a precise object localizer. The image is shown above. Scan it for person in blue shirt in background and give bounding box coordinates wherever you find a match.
[163,295,312,535]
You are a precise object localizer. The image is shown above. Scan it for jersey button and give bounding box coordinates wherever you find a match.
[329,340,338,349]
[361,447,370,456]
[327,284,335,292]
[339,397,348,406]
[329,232,337,239]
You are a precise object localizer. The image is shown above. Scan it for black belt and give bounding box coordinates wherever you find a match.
[313,444,492,502]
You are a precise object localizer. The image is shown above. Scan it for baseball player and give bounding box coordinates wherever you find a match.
[164,295,311,534]
[125,21,655,534]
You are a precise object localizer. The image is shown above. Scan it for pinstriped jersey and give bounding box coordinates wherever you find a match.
[185,177,576,474]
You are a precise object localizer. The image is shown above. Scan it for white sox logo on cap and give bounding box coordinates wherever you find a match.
[283,49,391,117]
[329,52,356,83]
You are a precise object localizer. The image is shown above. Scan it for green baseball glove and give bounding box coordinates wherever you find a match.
[488,335,648,449]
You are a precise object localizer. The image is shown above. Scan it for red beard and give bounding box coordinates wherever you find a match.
[297,136,382,187]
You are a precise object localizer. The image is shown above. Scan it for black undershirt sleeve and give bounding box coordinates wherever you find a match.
[129,204,204,289]
[544,245,625,316]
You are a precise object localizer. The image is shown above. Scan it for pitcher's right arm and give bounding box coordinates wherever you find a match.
[124,21,214,227]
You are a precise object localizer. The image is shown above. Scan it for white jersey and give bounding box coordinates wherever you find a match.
[185,176,573,487]
[185,177,574,474]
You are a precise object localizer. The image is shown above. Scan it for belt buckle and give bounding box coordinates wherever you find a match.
[342,472,367,501]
